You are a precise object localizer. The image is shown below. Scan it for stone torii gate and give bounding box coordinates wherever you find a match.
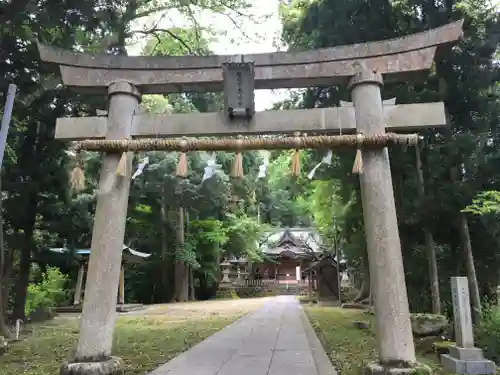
[38,20,463,375]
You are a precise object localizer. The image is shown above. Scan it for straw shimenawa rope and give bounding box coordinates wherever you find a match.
[74,133,421,153]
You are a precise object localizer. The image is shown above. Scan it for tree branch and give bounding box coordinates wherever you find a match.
[130,28,196,54]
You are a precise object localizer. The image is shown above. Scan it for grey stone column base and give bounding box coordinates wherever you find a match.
[60,356,123,375]
[441,354,496,374]
[365,361,432,375]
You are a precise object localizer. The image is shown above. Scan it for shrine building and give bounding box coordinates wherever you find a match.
[221,227,323,284]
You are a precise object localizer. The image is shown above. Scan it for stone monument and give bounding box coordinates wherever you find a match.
[441,277,496,374]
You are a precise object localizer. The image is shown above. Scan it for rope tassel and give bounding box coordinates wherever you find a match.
[69,151,85,193]
[69,164,86,193]
[291,149,301,176]
[116,152,129,177]
[176,138,188,178]
[291,132,301,177]
[176,152,188,177]
[352,134,364,174]
[231,137,244,178]
[231,152,244,178]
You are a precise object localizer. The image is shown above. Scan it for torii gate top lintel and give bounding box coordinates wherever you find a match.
[37,20,463,95]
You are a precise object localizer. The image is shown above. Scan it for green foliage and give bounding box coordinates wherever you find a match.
[277,0,500,315]
[224,213,269,262]
[215,288,240,299]
[25,267,69,318]
[476,303,500,363]
[306,306,455,374]
[215,286,276,299]
[463,191,500,216]
[2,304,244,375]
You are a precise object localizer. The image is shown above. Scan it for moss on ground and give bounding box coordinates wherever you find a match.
[304,305,456,375]
[0,312,243,375]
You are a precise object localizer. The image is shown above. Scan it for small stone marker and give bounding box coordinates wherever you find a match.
[441,277,496,374]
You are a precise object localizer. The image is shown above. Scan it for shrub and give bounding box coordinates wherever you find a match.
[25,267,70,319]
[475,304,500,363]
[341,285,357,301]
[214,288,240,300]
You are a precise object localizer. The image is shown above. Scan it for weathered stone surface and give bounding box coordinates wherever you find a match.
[439,277,495,374]
[37,21,463,93]
[451,277,474,348]
[38,21,462,70]
[60,357,123,375]
[29,306,56,322]
[448,346,484,361]
[350,64,415,364]
[365,361,432,375]
[56,48,438,93]
[441,354,496,374]
[147,296,336,375]
[54,102,446,140]
[73,81,139,361]
[410,313,448,337]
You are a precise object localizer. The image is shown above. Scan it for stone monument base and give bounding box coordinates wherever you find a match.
[441,345,496,374]
[60,356,123,375]
[365,361,432,375]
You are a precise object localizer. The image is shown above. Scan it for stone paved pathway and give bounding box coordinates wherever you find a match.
[148,296,336,375]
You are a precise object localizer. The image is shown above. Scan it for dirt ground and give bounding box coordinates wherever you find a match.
[55,297,271,322]
[126,297,271,319]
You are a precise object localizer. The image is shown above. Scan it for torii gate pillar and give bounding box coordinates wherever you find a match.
[60,81,140,375]
[349,65,423,374]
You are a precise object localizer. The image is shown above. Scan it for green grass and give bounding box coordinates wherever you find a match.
[0,313,243,375]
[304,305,454,375]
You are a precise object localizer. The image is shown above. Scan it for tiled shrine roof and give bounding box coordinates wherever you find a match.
[260,227,321,257]
[49,245,151,264]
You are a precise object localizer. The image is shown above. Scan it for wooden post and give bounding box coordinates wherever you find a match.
[73,264,85,305]
[349,65,416,368]
[308,267,313,303]
[118,265,125,305]
[62,81,140,374]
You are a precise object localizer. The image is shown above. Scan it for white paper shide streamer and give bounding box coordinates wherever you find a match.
[132,156,150,180]
[257,153,270,179]
[307,150,333,179]
[202,153,222,182]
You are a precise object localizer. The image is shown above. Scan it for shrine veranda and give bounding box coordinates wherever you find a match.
[37,20,464,375]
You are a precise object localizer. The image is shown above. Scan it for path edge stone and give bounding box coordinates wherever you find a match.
[298,305,338,375]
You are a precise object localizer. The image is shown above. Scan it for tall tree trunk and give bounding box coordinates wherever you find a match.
[439,77,481,322]
[174,206,188,302]
[188,266,195,301]
[0,178,10,337]
[160,185,169,301]
[415,146,442,314]
[458,212,482,323]
[12,228,33,321]
[1,246,12,317]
